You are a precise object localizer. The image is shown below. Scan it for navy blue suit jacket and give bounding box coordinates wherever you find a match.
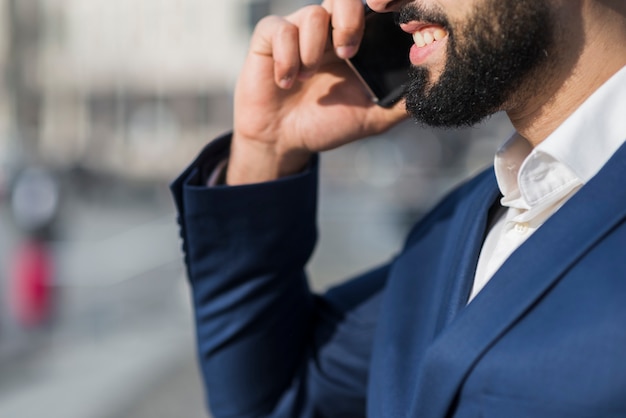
[171,134,626,418]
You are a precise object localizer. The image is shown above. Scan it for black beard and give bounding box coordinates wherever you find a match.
[400,0,555,128]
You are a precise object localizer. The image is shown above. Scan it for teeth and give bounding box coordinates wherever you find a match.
[413,32,426,47]
[423,31,434,45]
[433,28,446,41]
[412,27,447,48]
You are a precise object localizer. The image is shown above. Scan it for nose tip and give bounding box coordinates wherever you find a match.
[366,0,408,13]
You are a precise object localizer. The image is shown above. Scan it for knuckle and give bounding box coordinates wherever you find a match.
[302,4,329,20]
[255,14,281,31]
[274,20,298,39]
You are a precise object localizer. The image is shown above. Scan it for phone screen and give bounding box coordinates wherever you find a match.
[346,9,414,107]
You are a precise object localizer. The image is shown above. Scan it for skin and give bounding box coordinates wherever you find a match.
[226,0,626,185]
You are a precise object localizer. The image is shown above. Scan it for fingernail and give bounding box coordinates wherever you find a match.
[279,75,293,89]
[336,45,357,59]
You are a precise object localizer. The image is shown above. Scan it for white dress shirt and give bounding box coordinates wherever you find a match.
[469,65,626,302]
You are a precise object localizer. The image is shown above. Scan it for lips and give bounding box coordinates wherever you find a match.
[400,22,449,66]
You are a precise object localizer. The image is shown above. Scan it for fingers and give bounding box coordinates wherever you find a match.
[249,1,365,90]
[322,0,365,59]
[385,98,410,125]
[364,98,409,134]
[291,6,331,80]
[270,19,302,89]
[251,6,331,89]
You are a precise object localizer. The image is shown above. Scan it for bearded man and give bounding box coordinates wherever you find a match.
[171,0,626,417]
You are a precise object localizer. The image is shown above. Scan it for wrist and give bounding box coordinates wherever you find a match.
[226,133,311,185]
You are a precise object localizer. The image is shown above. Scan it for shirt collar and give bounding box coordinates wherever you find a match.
[495,65,626,215]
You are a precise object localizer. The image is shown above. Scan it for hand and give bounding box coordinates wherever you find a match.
[227,0,409,185]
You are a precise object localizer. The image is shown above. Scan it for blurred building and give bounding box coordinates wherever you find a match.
[38,0,249,181]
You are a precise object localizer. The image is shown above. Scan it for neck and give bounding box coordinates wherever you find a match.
[507,1,626,147]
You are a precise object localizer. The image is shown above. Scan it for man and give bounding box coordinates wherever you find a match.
[171,0,626,416]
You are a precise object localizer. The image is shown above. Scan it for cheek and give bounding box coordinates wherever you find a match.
[434,0,476,20]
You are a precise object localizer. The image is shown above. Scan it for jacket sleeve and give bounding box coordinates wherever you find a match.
[171,134,390,418]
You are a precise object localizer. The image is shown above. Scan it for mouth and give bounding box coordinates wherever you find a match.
[400,22,449,66]
[400,22,448,46]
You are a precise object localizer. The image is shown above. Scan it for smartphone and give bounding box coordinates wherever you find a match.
[345,8,414,107]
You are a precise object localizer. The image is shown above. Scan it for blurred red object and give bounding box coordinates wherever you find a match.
[10,239,54,328]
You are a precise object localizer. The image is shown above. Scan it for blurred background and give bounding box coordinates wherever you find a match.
[0,0,512,417]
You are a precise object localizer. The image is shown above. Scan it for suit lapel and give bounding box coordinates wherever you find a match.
[433,171,501,332]
[409,142,626,418]
[367,168,500,417]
